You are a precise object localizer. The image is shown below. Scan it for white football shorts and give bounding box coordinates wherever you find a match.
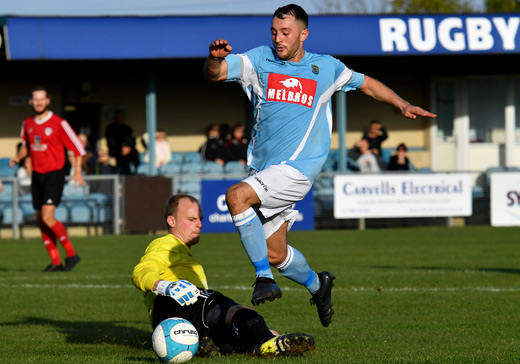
[243,164,312,238]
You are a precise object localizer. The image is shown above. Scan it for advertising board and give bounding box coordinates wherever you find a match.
[334,173,472,219]
[201,179,315,233]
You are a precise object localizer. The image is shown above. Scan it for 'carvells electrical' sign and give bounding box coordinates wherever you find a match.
[378,15,519,54]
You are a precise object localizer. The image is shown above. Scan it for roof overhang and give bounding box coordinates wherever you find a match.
[1,13,519,60]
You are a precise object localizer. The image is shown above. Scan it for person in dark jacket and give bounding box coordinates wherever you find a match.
[388,143,412,171]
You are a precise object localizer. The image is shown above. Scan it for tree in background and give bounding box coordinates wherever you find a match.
[315,0,392,14]
[485,0,520,11]
[315,0,485,14]
[315,0,519,13]
[391,0,475,13]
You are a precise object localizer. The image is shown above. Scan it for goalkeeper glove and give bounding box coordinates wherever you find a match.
[154,279,200,306]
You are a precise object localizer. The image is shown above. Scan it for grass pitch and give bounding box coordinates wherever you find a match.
[1,226,519,363]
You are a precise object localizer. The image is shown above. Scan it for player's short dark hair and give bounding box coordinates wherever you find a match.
[30,85,48,98]
[397,143,408,152]
[164,194,200,222]
[273,4,308,28]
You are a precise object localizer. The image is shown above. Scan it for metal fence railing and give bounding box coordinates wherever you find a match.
[0,170,507,239]
[0,175,120,239]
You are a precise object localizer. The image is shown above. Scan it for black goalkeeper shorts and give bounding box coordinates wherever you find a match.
[152,289,239,341]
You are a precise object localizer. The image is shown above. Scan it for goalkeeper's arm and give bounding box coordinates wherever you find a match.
[153,279,200,306]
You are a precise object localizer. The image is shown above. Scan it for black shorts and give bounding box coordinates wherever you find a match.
[152,289,244,351]
[31,169,66,210]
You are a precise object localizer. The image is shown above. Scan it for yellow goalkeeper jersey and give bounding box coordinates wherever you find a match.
[132,234,209,319]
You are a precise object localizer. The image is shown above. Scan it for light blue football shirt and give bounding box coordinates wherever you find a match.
[226,45,365,183]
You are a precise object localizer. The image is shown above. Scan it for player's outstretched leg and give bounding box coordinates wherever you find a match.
[276,245,320,292]
[310,271,336,327]
[259,333,315,357]
[251,277,282,306]
[230,207,281,305]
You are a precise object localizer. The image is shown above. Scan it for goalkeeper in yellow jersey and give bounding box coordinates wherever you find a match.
[132,194,315,357]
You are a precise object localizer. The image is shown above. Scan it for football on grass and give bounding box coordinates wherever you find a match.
[152,318,199,363]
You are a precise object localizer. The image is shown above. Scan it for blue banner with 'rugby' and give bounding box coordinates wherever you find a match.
[201,179,315,233]
[3,14,520,60]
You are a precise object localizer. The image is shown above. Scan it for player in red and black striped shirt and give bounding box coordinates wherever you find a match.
[10,86,85,272]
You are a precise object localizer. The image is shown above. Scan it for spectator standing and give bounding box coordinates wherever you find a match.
[95,149,117,175]
[17,157,32,195]
[362,120,388,157]
[143,129,172,168]
[93,149,117,198]
[120,136,140,174]
[200,124,229,166]
[227,123,249,165]
[77,133,96,174]
[388,143,412,171]
[355,138,384,173]
[105,110,139,174]
[9,86,84,272]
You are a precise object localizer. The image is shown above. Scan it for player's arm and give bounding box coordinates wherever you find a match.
[359,75,437,120]
[9,144,28,168]
[133,258,163,292]
[133,253,199,306]
[71,155,85,187]
[59,120,86,186]
[203,38,232,82]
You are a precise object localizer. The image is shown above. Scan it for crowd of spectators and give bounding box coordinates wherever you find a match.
[199,122,250,166]
[8,109,254,183]
[8,113,414,181]
[348,120,414,173]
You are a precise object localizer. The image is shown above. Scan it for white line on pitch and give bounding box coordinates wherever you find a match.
[216,286,520,293]
[2,284,520,293]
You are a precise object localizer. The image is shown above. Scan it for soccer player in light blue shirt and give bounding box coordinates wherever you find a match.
[204,4,436,327]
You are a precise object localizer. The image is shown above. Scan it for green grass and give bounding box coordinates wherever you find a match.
[1,226,520,363]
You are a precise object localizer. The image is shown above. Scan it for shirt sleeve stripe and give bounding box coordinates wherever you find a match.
[61,120,86,156]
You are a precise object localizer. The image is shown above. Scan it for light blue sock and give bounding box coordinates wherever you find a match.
[276,245,320,294]
[231,207,273,279]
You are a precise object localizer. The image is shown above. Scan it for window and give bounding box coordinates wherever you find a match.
[468,78,505,143]
[515,79,520,144]
[435,81,454,140]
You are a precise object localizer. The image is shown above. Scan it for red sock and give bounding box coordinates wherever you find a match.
[50,220,77,258]
[41,228,61,265]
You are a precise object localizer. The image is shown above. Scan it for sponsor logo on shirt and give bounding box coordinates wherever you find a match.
[266,73,317,108]
[31,144,48,151]
[31,135,47,151]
